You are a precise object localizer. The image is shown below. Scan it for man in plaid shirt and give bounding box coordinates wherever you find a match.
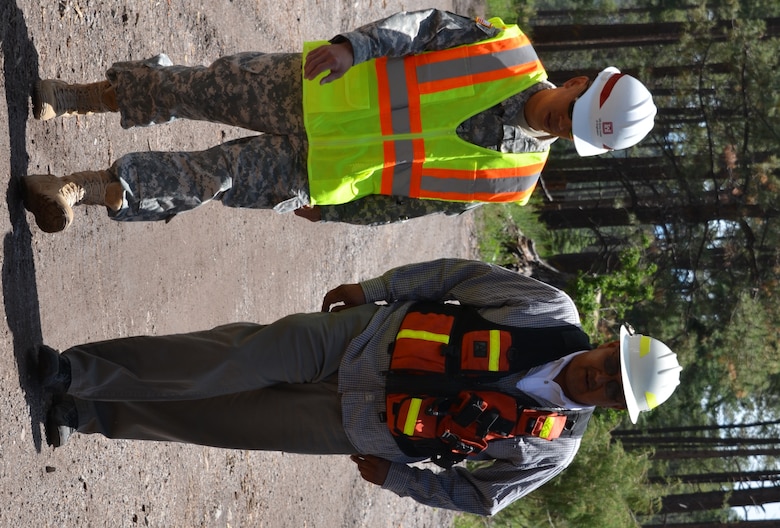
[39,258,681,515]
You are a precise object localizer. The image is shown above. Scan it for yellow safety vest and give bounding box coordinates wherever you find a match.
[302,18,549,206]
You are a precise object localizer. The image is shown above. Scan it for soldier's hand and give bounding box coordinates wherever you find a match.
[350,454,391,486]
[303,42,354,84]
[321,283,366,312]
[294,205,322,222]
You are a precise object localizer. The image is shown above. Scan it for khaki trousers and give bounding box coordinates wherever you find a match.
[65,305,380,453]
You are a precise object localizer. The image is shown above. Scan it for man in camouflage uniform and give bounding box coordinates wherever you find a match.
[23,9,656,232]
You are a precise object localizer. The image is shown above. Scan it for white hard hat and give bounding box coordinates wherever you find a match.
[572,67,657,157]
[619,325,682,423]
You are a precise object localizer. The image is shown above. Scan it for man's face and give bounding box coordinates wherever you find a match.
[555,341,627,409]
[524,76,590,140]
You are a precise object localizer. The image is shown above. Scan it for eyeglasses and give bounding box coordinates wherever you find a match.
[567,81,592,121]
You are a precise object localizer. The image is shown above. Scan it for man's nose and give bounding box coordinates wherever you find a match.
[594,371,620,385]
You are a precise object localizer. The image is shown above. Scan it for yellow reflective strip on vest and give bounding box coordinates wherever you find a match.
[403,398,423,436]
[396,329,450,345]
[539,417,556,439]
[489,330,501,371]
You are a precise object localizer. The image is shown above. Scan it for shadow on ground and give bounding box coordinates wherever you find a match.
[2,0,45,452]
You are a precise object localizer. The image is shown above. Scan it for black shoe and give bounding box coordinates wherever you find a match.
[44,395,78,448]
[37,345,71,394]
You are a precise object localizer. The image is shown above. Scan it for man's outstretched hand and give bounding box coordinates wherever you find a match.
[321,283,366,312]
[303,42,355,84]
[350,454,391,486]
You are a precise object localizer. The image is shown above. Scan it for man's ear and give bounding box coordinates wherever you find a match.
[562,76,590,90]
[593,339,620,352]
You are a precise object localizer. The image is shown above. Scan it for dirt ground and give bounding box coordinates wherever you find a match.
[0,0,489,526]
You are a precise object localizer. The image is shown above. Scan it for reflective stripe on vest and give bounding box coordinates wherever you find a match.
[396,328,450,345]
[538,416,558,439]
[396,325,503,371]
[302,18,549,205]
[403,397,423,436]
[375,29,546,202]
[385,304,595,466]
[404,324,505,370]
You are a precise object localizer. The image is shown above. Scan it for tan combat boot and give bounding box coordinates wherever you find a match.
[32,79,118,121]
[22,171,124,233]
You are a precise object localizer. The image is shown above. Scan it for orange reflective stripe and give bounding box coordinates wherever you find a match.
[380,141,396,195]
[423,163,546,180]
[408,138,425,197]
[375,58,393,135]
[417,164,545,202]
[404,57,425,197]
[419,61,545,94]
[365,23,549,204]
[413,43,468,66]
[378,57,402,195]
[414,33,539,93]
[423,188,533,203]
[414,33,532,66]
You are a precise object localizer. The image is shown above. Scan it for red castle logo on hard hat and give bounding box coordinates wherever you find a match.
[598,73,625,138]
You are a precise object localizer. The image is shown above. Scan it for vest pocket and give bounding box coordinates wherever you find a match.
[460,330,513,372]
[305,60,372,113]
[387,394,439,437]
[391,312,455,372]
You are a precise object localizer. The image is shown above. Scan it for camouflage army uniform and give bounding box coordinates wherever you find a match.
[104,9,556,226]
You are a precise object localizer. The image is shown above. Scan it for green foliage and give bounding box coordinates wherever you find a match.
[475,203,657,340]
[570,241,658,338]
[454,413,661,528]
[473,202,552,267]
[486,0,537,26]
[469,0,780,524]
[690,289,780,412]
[474,199,598,266]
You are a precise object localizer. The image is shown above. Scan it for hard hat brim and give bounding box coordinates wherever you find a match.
[619,325,641,423]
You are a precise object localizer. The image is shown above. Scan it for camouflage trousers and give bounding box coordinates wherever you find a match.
[104,52,310,221]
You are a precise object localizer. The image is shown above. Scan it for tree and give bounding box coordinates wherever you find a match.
[470,1,780,525]
[659,487,780,515]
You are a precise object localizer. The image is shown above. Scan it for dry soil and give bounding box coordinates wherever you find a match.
[0,0,486,526]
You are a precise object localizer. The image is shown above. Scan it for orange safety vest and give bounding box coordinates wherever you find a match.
[302,19,550,206]
[384,302,593,468]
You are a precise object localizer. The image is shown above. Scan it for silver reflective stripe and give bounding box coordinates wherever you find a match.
[378,35,541,198]
[385,59,410,134]
[420,172,539,195]
[416,46,538,84]
[391,140,415,195]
